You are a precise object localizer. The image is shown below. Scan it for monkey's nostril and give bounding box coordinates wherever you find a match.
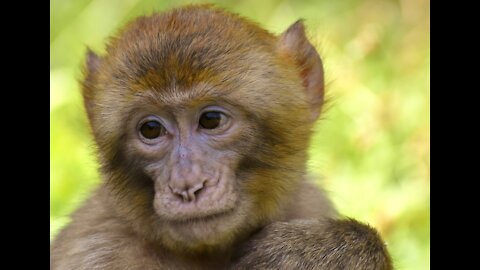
[193,187,202,196]
[188,182,205,201]
[169,185,191,202]
[180,191,189,202]
[170,181,206,202]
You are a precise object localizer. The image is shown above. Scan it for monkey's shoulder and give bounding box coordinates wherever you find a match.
[282,180,337,220]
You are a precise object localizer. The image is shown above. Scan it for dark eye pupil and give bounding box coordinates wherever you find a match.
[199,112,221,129]
[140,121,165,139]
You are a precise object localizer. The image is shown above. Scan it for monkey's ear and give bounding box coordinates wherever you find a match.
[83,48,102,123]
[86,48,102,74]
[278,20,324,121]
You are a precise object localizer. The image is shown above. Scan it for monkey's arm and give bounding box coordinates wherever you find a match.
[230,180,391,269]
[230,218,392,270]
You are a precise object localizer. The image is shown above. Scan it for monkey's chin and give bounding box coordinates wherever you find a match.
[162,208,247,252]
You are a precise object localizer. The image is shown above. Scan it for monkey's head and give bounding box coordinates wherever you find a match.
[82,5,324,253]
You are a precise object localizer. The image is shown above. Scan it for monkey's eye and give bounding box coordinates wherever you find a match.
[199,111,224,129]
[139,120,167,139]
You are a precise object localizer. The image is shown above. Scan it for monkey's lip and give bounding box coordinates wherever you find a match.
[169,208,235,225]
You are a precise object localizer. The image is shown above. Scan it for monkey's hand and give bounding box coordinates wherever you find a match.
[230,218,392,270]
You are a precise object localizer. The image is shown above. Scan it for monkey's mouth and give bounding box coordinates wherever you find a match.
[162,207,243,249]
[169,208,235,225]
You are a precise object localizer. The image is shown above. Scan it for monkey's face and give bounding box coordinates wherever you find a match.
[123,89,257,247]
[140,106,240,222]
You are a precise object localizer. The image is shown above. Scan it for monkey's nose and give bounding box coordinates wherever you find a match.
[169,182,205,202]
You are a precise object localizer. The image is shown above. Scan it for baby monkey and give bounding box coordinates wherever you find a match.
[51,5,392,270]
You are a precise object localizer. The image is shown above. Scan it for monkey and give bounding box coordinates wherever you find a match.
[51,5,392,270]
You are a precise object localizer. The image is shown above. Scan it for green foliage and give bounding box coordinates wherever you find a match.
[50,0,430,269]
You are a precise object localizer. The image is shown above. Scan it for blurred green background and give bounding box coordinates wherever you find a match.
[50,0,430,269]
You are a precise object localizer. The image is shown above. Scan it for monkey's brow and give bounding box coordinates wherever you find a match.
[131,89,248,114]
[133,84,237,105]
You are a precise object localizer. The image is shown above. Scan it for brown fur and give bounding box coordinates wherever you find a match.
[230,219,392,270]
[51,5,392,270]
